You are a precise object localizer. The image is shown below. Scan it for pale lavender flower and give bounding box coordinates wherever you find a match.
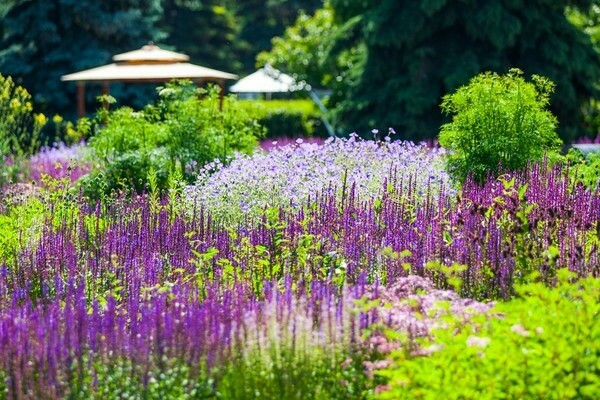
[28,142,91,183]
[186,137,451,223]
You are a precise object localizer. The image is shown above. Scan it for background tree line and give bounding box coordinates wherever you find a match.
[260,0,600,142]
[2,0,600,143]
[0,0,321,132]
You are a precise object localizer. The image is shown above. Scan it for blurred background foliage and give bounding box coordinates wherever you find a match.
[2,0,600,143]
[237,99,323,139]
[0,0,321,140]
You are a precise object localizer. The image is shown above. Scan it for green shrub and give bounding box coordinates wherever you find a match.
[80,82,264,199]
[238,99,323,138]
[439,69,562,185]
[376,269,600,400]
[214,345,371,400]
[564,148,600,189]
[58,346,371,399]
[82,150,171,198]
[0,188,45,263]
[0,74,46,186]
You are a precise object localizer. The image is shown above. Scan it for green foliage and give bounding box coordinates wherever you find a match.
[376,270,600,400]
[580,98,600,136]
[157,84,263,169]
[0,74,46,185]
[236,0,323,73]
[258,2,366,130]
[438,69,562,185]
[238,99,323,138]
[0,174,87,277]
[49,345,371,399]
[564,148,600,189]
[567,6,600,135]
[81,82,264,199]
[325,0,600,141]
[61,356,214,399]
[257,4,338,88]
[80,101,170,197]
[0,2,13,17]
[567,4,600,48]
[160,0,244,73]
[0,190,45,264]
[214,345,371,399]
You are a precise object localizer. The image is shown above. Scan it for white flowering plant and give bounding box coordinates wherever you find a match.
[185,133,452,223]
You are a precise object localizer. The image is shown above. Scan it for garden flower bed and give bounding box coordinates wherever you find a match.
[0,138,599,399]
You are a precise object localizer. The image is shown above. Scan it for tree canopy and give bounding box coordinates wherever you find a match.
[259,0,600,140]
[324,0,600,141]
[258,5,337,88]
[2,0,600,143]
[0,0,164,123]
[236,0,322,72]
[0,0,322,125]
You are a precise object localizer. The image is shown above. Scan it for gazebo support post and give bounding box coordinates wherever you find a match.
[102,82,110,110]
[77,83,86,118]
[217,79,225,110]
[195,79,205,93]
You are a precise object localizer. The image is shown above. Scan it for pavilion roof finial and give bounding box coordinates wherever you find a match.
[112,42,189,64]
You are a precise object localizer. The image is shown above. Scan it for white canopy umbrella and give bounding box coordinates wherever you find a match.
[230,64,307,94]
[231,65,337,137]
[572,143,600,155]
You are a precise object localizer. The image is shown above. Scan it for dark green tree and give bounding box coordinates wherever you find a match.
[327,0,600,141]
[236,0,323,73]
[567,3,600,45]
[566,4,600,138]
[0,2,14,17]
[258,4,338,87]
[161,0,244,73]
[0,0,164,123]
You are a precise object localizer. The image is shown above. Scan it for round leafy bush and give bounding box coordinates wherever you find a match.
[439,69,562,185]
[376,270,600,400]
[81,82,264,199]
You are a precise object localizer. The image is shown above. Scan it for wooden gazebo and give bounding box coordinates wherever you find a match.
[61,42,238,117]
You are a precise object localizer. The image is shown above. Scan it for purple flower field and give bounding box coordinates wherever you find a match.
[0,139,599,399]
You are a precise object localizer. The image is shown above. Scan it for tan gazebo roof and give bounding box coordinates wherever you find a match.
[62,42,237,82]
[61,62,237,82]
[113,43,189,63]
[61,42,238,116]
